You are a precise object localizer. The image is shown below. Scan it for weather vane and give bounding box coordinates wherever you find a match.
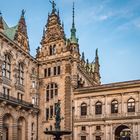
[49,0,56,13]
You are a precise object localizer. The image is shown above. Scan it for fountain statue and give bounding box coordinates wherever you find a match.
[44,100,71,140]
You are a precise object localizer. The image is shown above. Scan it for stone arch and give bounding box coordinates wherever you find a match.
[2,113,14,140]
[114,124,131,140]
[17,116,28,140]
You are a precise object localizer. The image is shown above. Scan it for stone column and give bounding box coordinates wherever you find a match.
[121,93,124,115]
[105,95,107,116]
[12,120,18,140]
[0,115,3,140]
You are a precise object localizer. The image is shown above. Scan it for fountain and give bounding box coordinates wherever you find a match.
[44,100,72,140]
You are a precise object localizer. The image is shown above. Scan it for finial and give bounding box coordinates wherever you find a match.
[21,9,25,17]
[57,9,59,16]
[86,59,89,65]
[82,52,85,61]
[43,28,45,38]
[72,2,75,28]
[49,0,56,13]
[96,48,98,57]
[0,11,2,16]
[95,48,99,60]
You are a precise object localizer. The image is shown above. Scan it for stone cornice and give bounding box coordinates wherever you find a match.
[74,80,140,94]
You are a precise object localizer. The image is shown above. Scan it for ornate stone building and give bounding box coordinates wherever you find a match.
[74,80,140,140]
[0,10,39,140]
[0,1,139,140]
[0,1,100,140]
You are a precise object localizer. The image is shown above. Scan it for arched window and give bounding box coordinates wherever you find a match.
[81,103,87,116]
[95,101,102,115]
[111,100,118,113]
[18,63,24,85]
[127,98,135,112]
[2,54,11,79]
[46,83,58,101]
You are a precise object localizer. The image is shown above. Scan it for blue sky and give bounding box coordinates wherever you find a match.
[1,0,140,84]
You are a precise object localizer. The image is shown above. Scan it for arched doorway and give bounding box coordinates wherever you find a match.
[17,117,26,140]
[3,113,14,140]
[115,125,131,140]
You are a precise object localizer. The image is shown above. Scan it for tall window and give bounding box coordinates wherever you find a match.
[46,83,58,101]
[50,106,53,118]
[18,63,24,85]
[96,136,101,140]
[3,87,10,98]
[49,45,56,55]
[2,54,11,79]
[46,108,49,120]
[127,98,135,112]
[17,93,23,101]
[32,97,39,106]
[111,100,118,113]
[81,136,86,140]
[81,103,87,116]
[95,101,102,115]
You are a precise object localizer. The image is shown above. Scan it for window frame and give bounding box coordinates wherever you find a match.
[80,103,87,116]
[111,100,118,113]
[2,54,11,79]
[18,63,24,85]
[95,101,102,115]
[127,98,135,112]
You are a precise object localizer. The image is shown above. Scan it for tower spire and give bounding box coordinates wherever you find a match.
[72,2,75,29]
[70,2,78,44]
[49,0,56,13]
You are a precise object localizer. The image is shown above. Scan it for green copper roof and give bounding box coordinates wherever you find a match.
[4,25,18,40]
[1,18,17,40]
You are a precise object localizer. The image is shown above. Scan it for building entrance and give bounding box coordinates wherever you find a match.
[115,125,131,140]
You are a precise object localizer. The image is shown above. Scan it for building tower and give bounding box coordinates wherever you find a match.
[37,1,100,140]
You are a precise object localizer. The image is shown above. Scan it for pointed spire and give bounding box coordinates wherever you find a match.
[62,21,64,29]
[49,0,56,14]
[95,48,99,59]
[0,11,4,30]
[17,9,27,36]
[94,48,100,73]
[70,2,78,44]
[43,28,45,38]
[14,10,30,52]
[86,59,89,71]
[72,2,75,29]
